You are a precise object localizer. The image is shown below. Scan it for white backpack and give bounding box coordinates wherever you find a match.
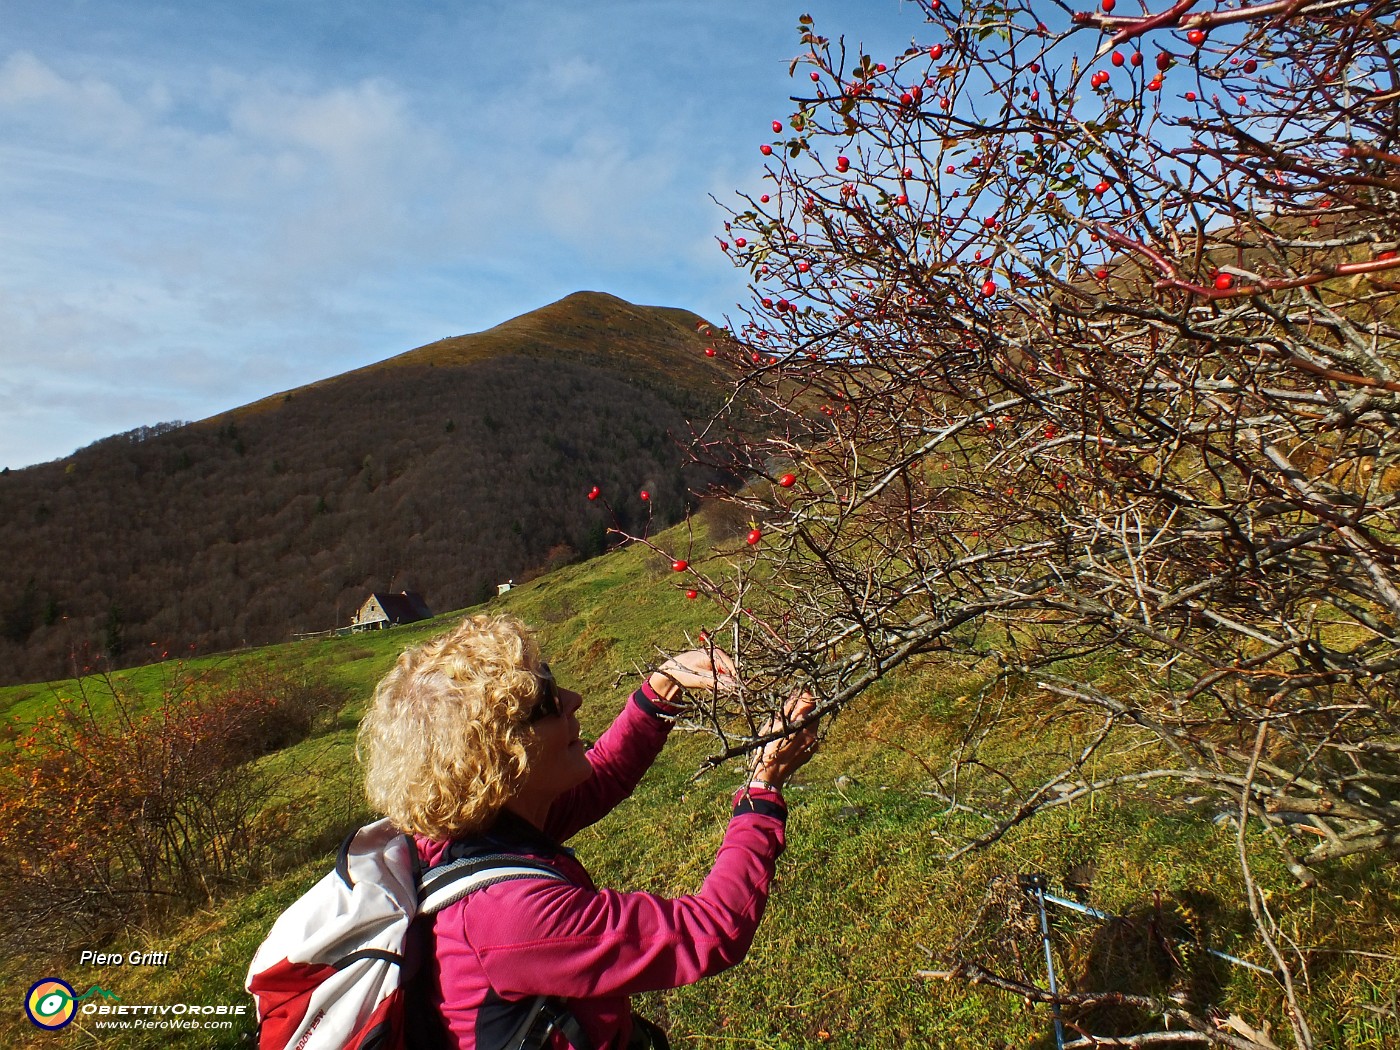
[246,819,588,1050]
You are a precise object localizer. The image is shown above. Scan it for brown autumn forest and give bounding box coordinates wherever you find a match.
[0,291,735,687]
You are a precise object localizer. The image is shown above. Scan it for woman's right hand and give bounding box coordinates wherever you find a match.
[751,692,819,790]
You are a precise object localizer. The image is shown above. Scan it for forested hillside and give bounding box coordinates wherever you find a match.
[0,292,732,685]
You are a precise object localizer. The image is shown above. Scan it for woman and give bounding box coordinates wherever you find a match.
[357,613,818,1050]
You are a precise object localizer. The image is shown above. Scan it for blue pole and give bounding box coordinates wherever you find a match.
[1037,890,1280,978]
[1028,878,1067,1050]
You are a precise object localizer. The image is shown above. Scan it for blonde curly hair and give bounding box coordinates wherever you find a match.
[357,613,545,839]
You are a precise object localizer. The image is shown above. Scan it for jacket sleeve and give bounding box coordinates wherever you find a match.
[461,797,787,1000]
[542,681,676,843]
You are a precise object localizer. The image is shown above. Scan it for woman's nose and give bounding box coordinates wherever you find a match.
[561,688,583,716]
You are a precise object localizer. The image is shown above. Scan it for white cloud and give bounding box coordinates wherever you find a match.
[229,78,408,159]
[543,55,606,95]
[0,51,149,145]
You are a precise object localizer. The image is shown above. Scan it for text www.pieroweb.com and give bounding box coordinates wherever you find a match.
[83,1002,246,1032]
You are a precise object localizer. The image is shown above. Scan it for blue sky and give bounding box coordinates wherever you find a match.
[0,0,926,469]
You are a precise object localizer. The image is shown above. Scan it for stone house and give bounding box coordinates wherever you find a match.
[351,591,433,630]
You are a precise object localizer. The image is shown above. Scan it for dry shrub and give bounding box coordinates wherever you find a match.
[0,668,346,951]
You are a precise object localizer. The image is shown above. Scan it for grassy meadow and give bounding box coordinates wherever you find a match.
[1,522,1395,1049]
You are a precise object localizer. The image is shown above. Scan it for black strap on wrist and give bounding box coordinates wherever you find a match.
[632,685,680,720]
[733,795,787,821]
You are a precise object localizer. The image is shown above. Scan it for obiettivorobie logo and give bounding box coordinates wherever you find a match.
[25,978,120,1030]
[23,977,248,1034]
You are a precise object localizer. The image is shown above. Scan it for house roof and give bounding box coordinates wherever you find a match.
[367,591,432,624]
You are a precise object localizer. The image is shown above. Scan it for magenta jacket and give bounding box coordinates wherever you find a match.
[411,680,788,1050]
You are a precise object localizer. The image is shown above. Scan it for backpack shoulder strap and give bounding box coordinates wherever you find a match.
[417,852,570,917]
[500,995,593,1050]
[413,843,589,1050]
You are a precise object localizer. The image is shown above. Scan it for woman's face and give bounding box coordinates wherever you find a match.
[519,671,593,802]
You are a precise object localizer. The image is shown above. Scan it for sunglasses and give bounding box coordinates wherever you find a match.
[528,663,561,723]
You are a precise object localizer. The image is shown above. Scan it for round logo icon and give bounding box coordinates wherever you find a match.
[26,978,77,1030]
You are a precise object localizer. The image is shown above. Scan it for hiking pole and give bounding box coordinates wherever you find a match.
[1034,888,1281,979]
[1018,874,1066,1050]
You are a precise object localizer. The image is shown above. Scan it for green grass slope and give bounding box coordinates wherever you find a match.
[1,522,1395,1049]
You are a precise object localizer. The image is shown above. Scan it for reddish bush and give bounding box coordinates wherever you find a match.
[0,668,344,950]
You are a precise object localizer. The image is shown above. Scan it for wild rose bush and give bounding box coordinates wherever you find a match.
[622,3,1398,1046]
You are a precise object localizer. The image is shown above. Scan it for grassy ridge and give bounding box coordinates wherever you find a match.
[1,525,1395,1048]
